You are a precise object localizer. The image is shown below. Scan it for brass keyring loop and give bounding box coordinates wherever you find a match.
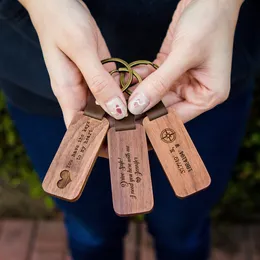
[101,58,133,92]
[119,60,159,95]
[129,60,159,70]
[110,67,142,96]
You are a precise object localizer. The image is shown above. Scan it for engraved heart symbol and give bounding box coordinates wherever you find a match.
[57,170,72,189]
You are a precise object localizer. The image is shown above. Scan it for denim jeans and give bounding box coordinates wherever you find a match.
[6,76,254,260]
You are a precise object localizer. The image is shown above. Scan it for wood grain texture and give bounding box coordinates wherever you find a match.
[42,112,109,201]
[143,107,211,197]
[108,124,154,216]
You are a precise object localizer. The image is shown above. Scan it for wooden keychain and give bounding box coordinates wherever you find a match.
[107,67,154,216]
[42,58,133,201]
[42,57,210,205]
[126,61,212,198]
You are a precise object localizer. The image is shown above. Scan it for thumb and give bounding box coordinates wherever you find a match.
[128,47,192,115]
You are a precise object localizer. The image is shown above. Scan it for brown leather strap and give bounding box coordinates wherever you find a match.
[135,114,144,121]
[84,94,105,120]
[146,101,168,121]
[115,113,136,131]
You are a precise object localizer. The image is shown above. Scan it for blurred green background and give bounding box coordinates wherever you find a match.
[1,77,260,221]
[0,91,56,219]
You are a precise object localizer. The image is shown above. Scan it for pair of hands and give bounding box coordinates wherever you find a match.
[19,0,243,126]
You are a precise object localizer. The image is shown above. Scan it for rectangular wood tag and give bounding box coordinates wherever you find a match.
[143,107,211,198]
[42,112,109,201]
[108,124,154,216]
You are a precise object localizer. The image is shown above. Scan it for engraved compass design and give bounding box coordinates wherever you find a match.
[160,128,176,143]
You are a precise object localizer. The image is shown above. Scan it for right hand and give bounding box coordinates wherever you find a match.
[128,0,243,123]
[19,0,128,128]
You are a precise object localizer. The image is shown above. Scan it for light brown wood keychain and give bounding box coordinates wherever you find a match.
[42,58,133,201]
[107,68,154,216]
[130,61,212,198]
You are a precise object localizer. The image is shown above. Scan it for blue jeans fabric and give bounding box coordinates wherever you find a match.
[6,76,254,260]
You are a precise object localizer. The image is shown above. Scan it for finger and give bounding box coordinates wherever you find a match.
[161,91,183,107]
[170,101,209,124]
[110,65,153,95]
[128,49,192,115]
[131,65,155,82]
[69,32,128,120]
[41,44,88,127]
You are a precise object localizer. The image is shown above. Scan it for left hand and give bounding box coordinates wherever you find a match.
[128,0,244,123]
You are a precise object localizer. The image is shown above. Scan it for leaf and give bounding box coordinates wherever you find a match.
[44,196,55,210]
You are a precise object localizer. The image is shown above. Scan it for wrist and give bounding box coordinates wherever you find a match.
[216,0,244,24]
[218,0,244,11]
[17,0,30,9]
[18,0,41,13]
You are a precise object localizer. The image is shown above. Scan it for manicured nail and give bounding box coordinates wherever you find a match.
[106,97,127,120]
[128,93,149,115]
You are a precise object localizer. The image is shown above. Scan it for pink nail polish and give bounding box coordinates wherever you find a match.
[116,105,122,115]
[128,93,149,115]
[106,97,127,120]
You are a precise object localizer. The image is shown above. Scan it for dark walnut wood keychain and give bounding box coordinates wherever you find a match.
[107,68,154,216]
[143,104,211,197]
[42,58,133,201]
[42,57,210,211]
[42,94,109,201]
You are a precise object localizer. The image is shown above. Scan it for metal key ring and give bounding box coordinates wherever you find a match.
[119,60,159,95]
[101,58,134,92]
[129,60,159,70]
[110,67,142,96]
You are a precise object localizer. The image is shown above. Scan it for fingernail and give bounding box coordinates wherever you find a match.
[128,93,149,115]
[105,97,127,120]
